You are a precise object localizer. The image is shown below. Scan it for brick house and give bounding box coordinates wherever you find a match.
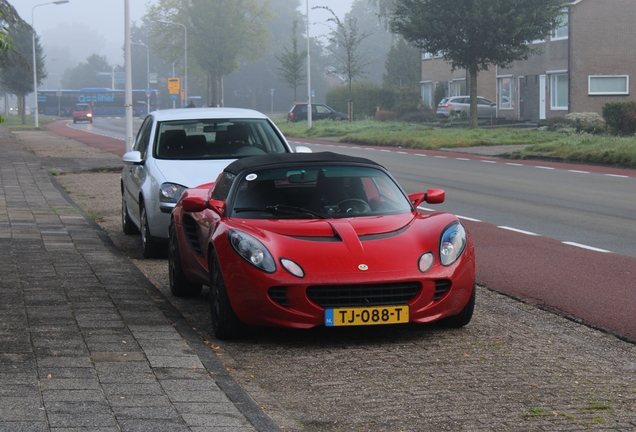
[420,0,635,122]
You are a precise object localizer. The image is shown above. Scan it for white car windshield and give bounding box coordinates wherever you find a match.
[154,118,287,160]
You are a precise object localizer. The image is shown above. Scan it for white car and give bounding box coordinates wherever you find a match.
[121,107,310,258]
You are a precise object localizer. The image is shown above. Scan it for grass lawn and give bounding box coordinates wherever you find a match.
[276,118,636,169]
[1,114,56,130]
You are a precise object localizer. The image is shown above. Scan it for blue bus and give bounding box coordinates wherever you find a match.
[37,88,158,116]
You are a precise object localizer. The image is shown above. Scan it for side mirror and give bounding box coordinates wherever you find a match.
[122,150,143,165]
[425,189,445,204]
[182,193,208,213]
[408,188,445,208]
[208,199,226,216]
[295,146,312,153]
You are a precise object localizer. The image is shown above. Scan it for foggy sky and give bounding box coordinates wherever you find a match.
[15,0,355,77]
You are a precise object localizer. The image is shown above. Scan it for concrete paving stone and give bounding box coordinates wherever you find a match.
[0,373,37,386]
[0,422,49,432]
[158,387,229,404]
[173,402,246,416]
[37,367,96,380]
[47,412,118,429]
[0,384,40,398]
[153,368,210,381]
[41,389,106,403]
[39,378,102,391]
[135,340,197,357]
[117,419,190,432]
[90,352,146,362]
[105,394,174,408]
[43,400,111,414]
[101,382,165,396]
[181,413,255,428]
[145,355,204,369]
[0,397,45,421]
[110,405,182,420]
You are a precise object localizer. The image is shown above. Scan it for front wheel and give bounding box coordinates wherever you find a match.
[168,221,202,297]
[209,252,246,339]
[436,285,475,328]
[140,202,163,258]
[122,194,139,235]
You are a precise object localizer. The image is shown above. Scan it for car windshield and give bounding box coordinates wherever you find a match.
[154,118,287,160]
[230,164,412,219]
[75,104,90,111]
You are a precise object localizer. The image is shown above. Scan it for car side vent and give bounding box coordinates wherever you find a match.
[434,280,452,301]
[268,287,291,307]
[183,215,203,256]
[307,282,420,308]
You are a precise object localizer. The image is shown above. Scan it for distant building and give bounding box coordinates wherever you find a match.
[420,0,635,122]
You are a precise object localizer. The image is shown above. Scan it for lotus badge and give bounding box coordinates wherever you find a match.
[358,264,369,271]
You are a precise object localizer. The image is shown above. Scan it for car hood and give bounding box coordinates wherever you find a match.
[229,212,457,274]
[152,158,235,188]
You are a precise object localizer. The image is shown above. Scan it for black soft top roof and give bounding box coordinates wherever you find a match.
[224,151,381,175]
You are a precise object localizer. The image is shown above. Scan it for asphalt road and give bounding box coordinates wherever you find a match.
[59,117,636,342]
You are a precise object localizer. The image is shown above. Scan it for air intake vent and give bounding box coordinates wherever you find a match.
[433,280,451,301]
[183,215,203,256]
[268,287,291,307]
[307,282,420,308]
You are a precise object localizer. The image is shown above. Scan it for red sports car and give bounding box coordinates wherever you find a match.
[169,152,475,339]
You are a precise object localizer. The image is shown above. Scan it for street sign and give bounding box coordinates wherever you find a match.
[168,78,180,95]
[148,73,158,84]
[145,88,152,97]
[97,72,111,77]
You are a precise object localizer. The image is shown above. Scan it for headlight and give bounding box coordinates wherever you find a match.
[228,229,276,273]
[439,222,467,266]
[160,183,186,203]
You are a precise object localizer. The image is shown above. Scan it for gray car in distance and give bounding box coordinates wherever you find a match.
[436,96,497,118]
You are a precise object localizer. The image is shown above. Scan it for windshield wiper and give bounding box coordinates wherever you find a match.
[234,204,326,219]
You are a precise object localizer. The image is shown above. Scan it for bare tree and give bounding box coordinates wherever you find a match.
[316,6,371,121]
[276,19,306,103]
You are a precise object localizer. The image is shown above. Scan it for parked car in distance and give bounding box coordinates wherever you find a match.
[436,96,496,118]
[121,107,311,259]
[287,103,349,122]
[72,103,93,123]
[169,151,476,339]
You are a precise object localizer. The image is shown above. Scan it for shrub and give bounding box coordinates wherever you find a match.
[602,101,636,136]
[538,117,576,133]
[375,110,397,121]
[326,82,394,119]
[565,112,606,134]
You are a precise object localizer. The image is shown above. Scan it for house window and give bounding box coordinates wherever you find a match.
[498,76,514,109]
[420,81,433,108]
[589,75,629,95]
[452,79,466,96]
[422,52,432,60]
[550,74,568,110]
[551,11,568,40]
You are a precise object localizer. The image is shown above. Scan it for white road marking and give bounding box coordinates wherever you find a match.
[562,242,612,253]
[498,226,541,236]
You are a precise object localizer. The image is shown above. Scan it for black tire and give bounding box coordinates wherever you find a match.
[140,202,163,259]
[168,221,202,297]
[209,252,246,339]
[437,285,476,328]
[122,194,139,235]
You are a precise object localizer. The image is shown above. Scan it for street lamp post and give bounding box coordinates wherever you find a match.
[306,0,312,129]
[32,0,69,128]
[158,20,187,106]
[131,41,150,115]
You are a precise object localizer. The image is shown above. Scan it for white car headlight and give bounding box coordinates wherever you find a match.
[160,183,186,203]
[439,222,467,266]
[228,229,276,273]
[418,252,434,273]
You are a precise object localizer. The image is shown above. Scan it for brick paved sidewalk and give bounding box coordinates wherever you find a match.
[0,128,278,431]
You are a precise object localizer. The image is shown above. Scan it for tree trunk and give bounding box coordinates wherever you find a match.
[469,67,479,129]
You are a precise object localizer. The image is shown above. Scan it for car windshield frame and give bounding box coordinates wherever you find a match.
[228,164,413,219]
[153,118,288,161]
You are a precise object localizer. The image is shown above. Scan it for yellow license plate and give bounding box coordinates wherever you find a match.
[325,305,409,327]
